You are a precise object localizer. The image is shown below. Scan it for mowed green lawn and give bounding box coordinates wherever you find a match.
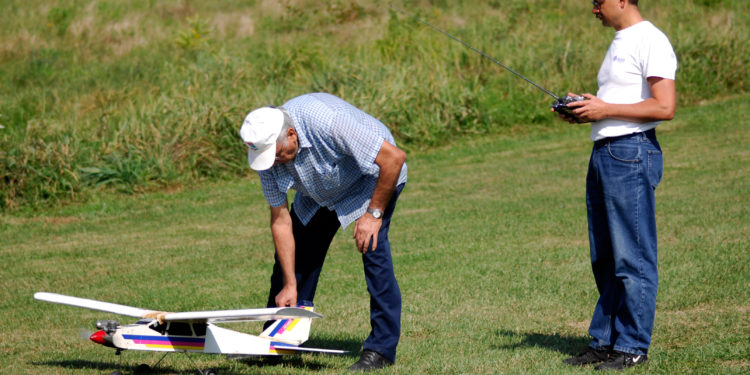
[1,95,747,374]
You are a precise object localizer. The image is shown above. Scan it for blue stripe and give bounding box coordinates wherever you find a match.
[266,319,289,337]
[270,341,297,348]
[122,335,205,343]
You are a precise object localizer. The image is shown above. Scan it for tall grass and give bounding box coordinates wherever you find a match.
[1,0,748,209]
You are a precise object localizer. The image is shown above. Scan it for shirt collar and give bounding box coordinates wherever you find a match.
[293,117,311,149]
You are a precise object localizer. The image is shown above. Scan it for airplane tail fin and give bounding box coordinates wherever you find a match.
[259,302,314,346]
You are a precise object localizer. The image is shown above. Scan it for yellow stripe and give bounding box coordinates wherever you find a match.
[145,344,204,350]
[269,349,296,354]
[285,318,300,331]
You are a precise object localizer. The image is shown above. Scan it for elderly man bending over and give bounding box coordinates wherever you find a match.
[239,92,407,372]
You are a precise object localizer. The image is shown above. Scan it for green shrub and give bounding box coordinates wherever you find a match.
[47,6,76,37]
[0,0,747,210]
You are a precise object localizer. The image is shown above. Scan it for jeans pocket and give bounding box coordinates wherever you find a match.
[647,150,663,188]
[607,143,641,162]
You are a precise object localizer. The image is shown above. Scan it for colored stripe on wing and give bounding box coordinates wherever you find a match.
[123,335,205,350]
[269,341,298,354]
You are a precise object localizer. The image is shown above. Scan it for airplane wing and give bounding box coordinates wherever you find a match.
[34,292,154,318]
[165,307,322,323]
[35,292,322,323]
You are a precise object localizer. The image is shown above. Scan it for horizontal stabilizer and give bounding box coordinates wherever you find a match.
[269,342,348,355]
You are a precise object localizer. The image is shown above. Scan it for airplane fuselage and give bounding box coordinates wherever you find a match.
[92,319,293,355]
[113,322,207,352]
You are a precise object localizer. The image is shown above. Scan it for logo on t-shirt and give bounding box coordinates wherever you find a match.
[612,55,626,63]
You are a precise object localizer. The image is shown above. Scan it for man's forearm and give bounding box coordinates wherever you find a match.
[271,223,296,288]
[607,77,676,122]
[270,206,296,289]
[604,98,675,123]
[369,141,406,211]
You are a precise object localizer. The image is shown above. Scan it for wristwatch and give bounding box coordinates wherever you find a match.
[366,207,383,219]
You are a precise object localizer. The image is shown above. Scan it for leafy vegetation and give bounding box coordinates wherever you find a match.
[0,0,748,210]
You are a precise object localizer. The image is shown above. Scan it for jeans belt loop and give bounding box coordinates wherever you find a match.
[595,129,655,148]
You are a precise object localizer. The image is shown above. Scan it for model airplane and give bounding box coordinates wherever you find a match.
[34,292,346,375]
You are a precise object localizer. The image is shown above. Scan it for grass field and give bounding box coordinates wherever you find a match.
[1,93,747,374]
[1,1,748,373]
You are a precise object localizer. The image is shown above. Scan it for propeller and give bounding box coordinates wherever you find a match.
[78,328,94,341]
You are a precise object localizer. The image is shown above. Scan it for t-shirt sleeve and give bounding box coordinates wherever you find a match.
[642,33,677,80]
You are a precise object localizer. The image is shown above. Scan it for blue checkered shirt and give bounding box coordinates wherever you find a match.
[257,93,408,229]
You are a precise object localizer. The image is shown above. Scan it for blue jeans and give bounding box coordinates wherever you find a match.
[585,129,662,356]
[266,184,405,362]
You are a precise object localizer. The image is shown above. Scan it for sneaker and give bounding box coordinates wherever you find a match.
[563,347,610,366]
[594,350,648,371]
[348,350,393,372]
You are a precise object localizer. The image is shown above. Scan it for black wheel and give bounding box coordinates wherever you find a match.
[203,369,219,375]
[134,363,151,374]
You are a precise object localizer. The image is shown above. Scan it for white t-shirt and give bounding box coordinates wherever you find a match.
[591,21,677,141]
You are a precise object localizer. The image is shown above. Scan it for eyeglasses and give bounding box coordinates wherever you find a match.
[592,0,603,9]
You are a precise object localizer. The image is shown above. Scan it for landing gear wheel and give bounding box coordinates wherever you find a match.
[203,369,219,375]
[134,363,152,374]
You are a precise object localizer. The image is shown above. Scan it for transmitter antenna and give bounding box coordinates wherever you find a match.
[389,4,561,100]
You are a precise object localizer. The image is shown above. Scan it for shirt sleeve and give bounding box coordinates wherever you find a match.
[258,169,288,207]
[328,111,385,176]
[642,33,677,80]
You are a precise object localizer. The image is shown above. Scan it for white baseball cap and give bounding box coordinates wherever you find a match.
[239,107,284,171]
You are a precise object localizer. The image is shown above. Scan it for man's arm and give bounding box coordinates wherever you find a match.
[270,202,297,307]
[567,77,676,123]
[353,140,407,254]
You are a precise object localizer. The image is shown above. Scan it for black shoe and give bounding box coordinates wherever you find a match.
[594,350,648,371]
[563,347,610,366]
[348,350,393,372]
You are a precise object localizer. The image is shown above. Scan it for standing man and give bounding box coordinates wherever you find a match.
[557,0,677,371]
[240,93,407,372]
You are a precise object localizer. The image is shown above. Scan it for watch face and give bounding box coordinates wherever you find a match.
[373,211,382,218]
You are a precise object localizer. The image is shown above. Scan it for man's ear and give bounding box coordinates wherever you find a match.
[287,128,298,143]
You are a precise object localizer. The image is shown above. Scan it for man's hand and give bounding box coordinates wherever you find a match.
[275,284,297,307]
[568,93,608,122]
[554,108,584,124]
[353,213,382,254]
[551,92,599,124]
